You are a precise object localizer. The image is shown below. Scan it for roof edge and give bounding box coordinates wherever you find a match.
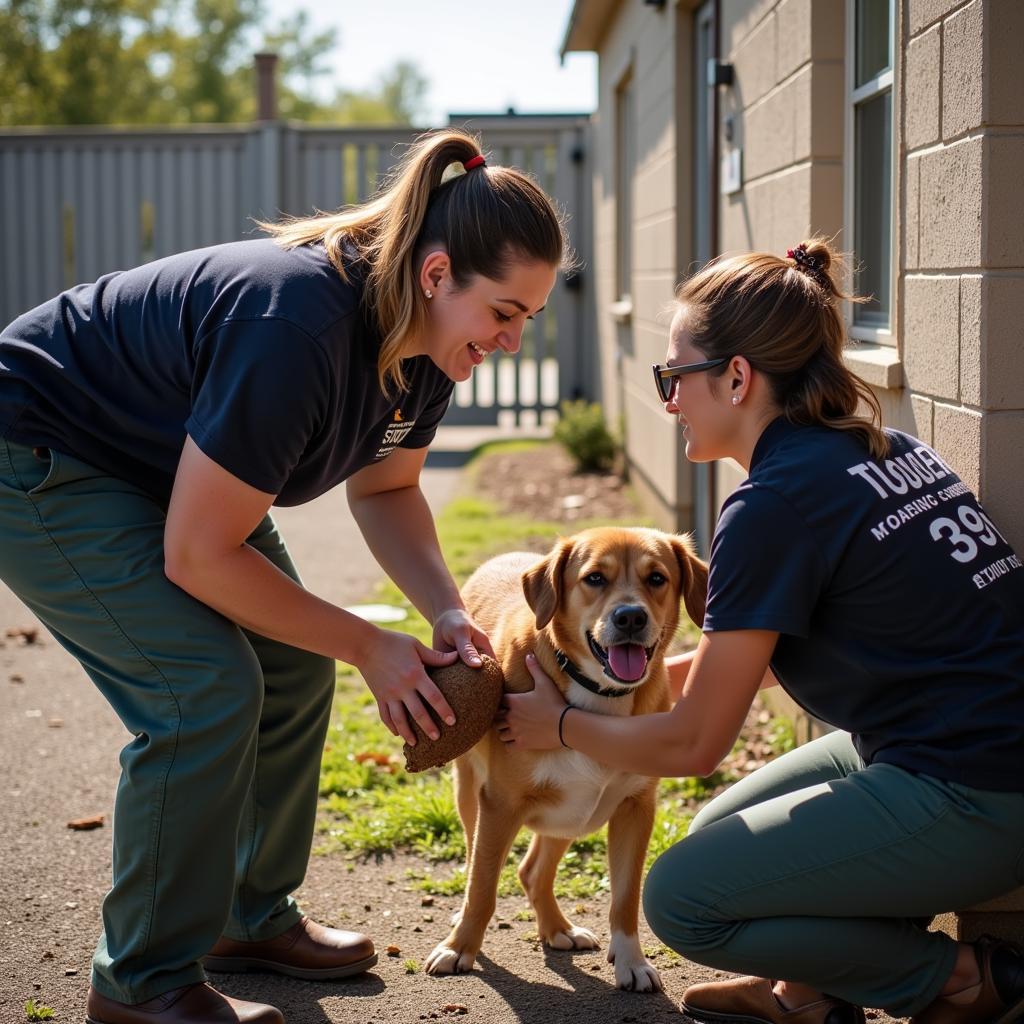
[560,0,620,58]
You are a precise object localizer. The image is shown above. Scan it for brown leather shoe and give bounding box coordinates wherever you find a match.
[682,976,865,1024]
[204,916,377,980]
[85,982,283,1023]
[912,937,1024,1024]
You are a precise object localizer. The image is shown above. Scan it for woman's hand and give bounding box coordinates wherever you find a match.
[433,607,496,667]
[355,627,459,746]
[495,653,568,751]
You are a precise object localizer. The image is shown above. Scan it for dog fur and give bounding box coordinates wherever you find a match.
[425,526,707,991]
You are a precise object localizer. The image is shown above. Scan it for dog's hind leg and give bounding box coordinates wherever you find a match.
[425,790,523,976]
[519,834,600,951]
[606,790,662,992]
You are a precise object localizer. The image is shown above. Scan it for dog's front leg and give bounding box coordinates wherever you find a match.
[519,833,600,951]
[606,788,663,992]
[425,790,523,976]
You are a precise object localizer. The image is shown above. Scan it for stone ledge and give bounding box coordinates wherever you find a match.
[844,341,903,391]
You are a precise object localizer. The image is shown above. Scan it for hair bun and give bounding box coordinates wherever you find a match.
[786,239,834,290]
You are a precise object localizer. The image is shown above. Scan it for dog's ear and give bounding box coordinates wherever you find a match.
[670,533,708,629]
[522,538,574,630]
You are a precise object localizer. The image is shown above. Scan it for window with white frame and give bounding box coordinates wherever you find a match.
[615,67,636,309]
[845,0,895,340]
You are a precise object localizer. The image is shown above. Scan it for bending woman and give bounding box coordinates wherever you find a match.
[498,239,1024,1024]
[0,129,566,1024]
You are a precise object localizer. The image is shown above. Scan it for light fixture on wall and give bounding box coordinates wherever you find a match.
[707,60,735,88]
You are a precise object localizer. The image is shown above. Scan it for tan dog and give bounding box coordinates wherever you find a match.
[425,527,707,991]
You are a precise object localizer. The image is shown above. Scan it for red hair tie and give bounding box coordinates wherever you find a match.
[463,155,486,171]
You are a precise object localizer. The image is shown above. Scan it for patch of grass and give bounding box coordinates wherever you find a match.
[25,1000,55,1022]
[644,943,684,967]
[766,714,797,756]
[404,958,420,974]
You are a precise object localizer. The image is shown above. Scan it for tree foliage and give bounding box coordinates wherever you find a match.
[0,0,429,126]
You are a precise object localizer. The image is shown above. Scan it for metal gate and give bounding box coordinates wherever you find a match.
[0,115,592,425]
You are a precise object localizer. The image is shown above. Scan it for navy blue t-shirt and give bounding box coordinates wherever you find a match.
[704,416,1024,791]
[0,239,454,506]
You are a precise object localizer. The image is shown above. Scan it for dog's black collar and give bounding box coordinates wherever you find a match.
[553,648,633,699]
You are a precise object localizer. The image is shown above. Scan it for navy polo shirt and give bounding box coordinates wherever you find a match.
[0,239,454,506]
[704,416,1024,791]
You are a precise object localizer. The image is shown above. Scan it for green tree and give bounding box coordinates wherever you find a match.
[0,0,429,126]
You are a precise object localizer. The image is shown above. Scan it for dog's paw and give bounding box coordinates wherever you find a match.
[543,925,601,951]
[425,942,476,976]
[607,931,663,993]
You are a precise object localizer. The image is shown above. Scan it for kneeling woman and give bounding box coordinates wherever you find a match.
[497,239,1024,1024]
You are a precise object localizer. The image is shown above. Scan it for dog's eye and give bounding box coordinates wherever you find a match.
[584,572,606,587]
[648,572,667,588]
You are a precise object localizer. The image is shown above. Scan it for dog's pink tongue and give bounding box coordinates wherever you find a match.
[608,643,647,682]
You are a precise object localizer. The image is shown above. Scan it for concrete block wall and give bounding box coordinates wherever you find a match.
[719,0,845,257]
[715,0,846,513]
[901,0,1024,555]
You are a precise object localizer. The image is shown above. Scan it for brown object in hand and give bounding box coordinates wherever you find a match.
[403,655,505,773]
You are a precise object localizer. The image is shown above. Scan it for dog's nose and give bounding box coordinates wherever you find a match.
[612,605,648,636]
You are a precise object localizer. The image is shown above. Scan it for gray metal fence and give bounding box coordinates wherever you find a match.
[0,116,592,425]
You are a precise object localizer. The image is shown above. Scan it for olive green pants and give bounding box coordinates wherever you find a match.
[0,439,336,1003]
[642,729,1024,1016]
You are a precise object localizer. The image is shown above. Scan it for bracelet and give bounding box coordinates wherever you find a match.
[558,704,574,749]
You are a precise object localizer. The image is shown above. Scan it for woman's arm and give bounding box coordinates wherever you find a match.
[164,436,460,745]
[666,646,779,702]
[497,629,779,778]
[345,447,495,663]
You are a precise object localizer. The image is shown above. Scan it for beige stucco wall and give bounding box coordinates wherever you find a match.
[589,0,698,530]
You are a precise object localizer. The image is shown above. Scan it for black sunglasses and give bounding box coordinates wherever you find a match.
[651,357,728,403]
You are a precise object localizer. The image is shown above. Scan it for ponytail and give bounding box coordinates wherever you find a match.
[676,237,889,459]
[260,129,569,394]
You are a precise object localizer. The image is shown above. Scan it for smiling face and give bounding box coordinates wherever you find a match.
[416,252,558,382]
[664,305,738,464]
[523,527,703,694]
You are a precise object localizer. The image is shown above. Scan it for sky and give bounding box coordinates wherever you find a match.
[263,0,598,125]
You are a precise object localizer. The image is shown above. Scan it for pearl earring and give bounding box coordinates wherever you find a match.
[424,289,433,299]
[732,395,740,405]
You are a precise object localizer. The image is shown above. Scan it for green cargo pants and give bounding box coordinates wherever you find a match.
[642,729,1024,1016]
[0,438,337,1003]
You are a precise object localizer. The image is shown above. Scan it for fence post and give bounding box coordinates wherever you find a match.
[254,52,279,122]
[252,52,283,220]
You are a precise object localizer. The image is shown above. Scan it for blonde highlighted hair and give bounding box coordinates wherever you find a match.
[675,237,889,459]
[259,129,570,393]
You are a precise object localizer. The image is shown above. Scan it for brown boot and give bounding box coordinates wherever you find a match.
[912,937,1024,1024]
[204,916,377,980]
[85,982,283,1024]
[681,976,865,1024]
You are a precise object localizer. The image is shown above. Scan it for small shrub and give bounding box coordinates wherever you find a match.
[25,1000,55,1022]
[554,400,618,472]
